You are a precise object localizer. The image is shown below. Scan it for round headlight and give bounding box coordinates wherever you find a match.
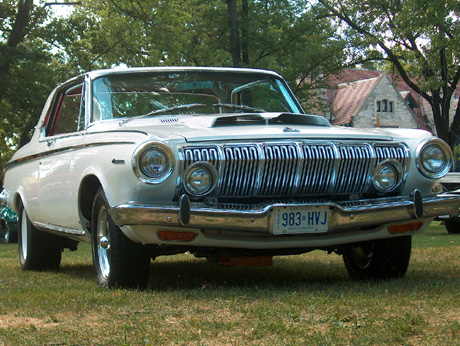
[373,160,403,193]
[416,138,452,179]
[140,148,169,178]
[133,141,175,184]
[184,162,217,196]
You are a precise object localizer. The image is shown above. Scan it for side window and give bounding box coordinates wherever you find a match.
[47,83,83,136]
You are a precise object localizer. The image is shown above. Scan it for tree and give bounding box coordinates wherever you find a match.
[1,0,50,178]
[56,0,232,69]
[0,1,77,181]
[316,0,460,149]
[0,0,35,105]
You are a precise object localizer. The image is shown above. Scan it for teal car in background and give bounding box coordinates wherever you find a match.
[1,189,17,243]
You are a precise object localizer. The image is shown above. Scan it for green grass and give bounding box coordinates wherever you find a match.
[1,222,460,345]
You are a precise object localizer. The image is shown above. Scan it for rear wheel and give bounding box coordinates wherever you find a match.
[91,188,150,289]
[343,236,412,280]
[444,218,460,234]
[18,204,62,271]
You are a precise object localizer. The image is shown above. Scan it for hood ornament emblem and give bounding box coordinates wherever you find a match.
[283,127,300,133]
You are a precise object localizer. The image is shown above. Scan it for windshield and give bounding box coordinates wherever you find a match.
[91,71,303,122]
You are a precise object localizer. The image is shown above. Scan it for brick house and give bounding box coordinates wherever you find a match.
[319,69,441,132]
[330,72,420,129]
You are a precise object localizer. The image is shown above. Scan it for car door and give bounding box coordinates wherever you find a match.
[36,79,85,232]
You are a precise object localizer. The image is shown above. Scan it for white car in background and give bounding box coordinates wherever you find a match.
[3,67,460,288]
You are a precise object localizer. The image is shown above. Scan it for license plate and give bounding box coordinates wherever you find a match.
[272,206,329,234]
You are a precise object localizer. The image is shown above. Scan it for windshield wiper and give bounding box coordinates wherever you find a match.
[119,103,207,125]
[213,103,266,113]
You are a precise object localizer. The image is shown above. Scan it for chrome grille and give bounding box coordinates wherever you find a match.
[181,141,409,197]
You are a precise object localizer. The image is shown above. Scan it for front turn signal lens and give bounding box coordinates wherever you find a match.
[388,222,423,234]
[157,231,197,242]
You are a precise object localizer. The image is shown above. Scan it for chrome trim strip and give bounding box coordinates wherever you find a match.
[34,222,86,236]
[108,194,460,234]
[4,141,135,171]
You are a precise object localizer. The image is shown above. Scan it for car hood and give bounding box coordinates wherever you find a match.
[95,113,430,142]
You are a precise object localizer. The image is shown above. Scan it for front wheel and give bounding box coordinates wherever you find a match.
[342,236,412,280]
[91,188,151,289]
[17,204,62,271]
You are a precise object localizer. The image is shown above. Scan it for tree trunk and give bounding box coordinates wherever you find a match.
[227,0,241,67]
[449,105,460,147]
[0,0,34,104]
[241,0,249,65]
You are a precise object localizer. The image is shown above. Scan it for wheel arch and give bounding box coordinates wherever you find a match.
[12,190,26,215]
[78,175,102,235]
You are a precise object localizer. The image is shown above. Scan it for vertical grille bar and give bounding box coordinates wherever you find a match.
[298,144,336,195]
[335,144,374,194]
[259,144,299,196]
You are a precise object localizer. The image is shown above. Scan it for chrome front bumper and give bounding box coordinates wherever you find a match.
[108,193,460,234]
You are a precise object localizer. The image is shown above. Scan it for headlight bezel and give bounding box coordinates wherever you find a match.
[416,138,452,179]
[132,141,175,184]
[183,162,218,197]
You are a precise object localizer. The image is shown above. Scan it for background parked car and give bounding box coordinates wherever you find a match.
[438,173,460,234]
[1,189,18,243]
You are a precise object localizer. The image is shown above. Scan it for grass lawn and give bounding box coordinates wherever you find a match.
[0,222,459,345]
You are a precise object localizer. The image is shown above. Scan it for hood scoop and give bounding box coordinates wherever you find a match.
[212,113,331,128]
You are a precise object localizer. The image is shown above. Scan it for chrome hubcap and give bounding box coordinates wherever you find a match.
[21,209,28,260]
[96,206,111,279]
[350,243,374,270]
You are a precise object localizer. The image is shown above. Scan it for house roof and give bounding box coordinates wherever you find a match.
[331,77,379,125]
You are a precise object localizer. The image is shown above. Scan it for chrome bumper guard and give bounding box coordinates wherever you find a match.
[108,193,460,234]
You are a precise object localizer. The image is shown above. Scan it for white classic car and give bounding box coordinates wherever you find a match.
[3,67,460,288]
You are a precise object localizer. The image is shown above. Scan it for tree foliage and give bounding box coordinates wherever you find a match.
[316,0,460,148]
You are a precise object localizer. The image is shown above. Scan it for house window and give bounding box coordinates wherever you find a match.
[377,99,394,113]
